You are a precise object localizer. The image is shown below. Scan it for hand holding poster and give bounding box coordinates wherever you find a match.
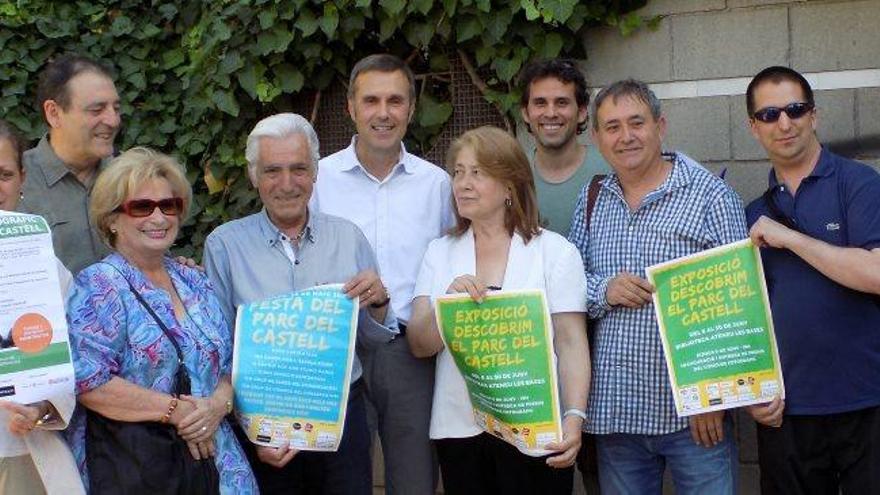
[435,289,562,456]
[646,239,784,416]
[232,285,358,451]
[0,212,74,405]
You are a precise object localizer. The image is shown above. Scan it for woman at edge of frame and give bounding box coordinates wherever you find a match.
[0,119,84,494]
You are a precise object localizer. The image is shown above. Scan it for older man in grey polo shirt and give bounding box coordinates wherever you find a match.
[20,54,120,274]
[203,113,395,494]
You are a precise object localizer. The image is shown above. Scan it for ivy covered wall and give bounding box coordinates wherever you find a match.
[0,0,647,256]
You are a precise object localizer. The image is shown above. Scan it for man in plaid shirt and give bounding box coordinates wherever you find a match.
[568,79,747,494]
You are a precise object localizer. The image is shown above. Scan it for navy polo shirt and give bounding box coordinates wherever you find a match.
[746,148,880,415]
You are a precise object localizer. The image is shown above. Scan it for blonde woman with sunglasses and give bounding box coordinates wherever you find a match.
[64,147,257,494]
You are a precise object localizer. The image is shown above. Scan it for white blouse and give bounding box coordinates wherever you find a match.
[413,228,587,439]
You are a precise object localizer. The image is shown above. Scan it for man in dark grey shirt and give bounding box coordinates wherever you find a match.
[20,54,120,274]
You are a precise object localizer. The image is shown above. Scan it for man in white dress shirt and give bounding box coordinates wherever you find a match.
[312,53,454,494]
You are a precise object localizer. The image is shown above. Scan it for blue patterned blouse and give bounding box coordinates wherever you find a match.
[65,253,258,494]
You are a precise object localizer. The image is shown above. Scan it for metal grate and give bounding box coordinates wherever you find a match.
[428,55,508,165]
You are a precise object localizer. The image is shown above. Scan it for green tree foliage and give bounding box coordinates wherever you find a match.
[0,0,647,257]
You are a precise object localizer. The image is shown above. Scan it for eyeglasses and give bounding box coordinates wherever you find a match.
[752,102,814,123]
[115,197,184,217]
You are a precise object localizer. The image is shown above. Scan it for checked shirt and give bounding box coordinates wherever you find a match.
[568,152,747,435]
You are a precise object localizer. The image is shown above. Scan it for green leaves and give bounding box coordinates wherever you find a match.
[540,31,564,59]
[274,63,304,93]
[417,94,453,128]
[483,8,512,44]
[541,0,577,24]
[258,9,276,30]
[163,48,186,70]
[295,8,318,37]
[380,0,407,16]
[404,20,434,48]
[619,12,645,36]
[520,0,540,21]
[411,0,433,16]
[494,52,524,82]
[318,3,339,38]
[236,61,266,99]
[127,72,147,90]
[255,26,294,55]
[218,51,244,75]
[456,15,481,42]
[0,0,648,261]
[212,90,240,116]
[109,15,134,36]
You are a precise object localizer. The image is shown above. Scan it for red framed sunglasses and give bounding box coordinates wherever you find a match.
[115,197,184,217]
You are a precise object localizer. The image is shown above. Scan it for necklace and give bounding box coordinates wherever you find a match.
[293,225,308,243]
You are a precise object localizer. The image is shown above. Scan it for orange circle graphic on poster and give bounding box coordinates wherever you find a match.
[11,313,53,353]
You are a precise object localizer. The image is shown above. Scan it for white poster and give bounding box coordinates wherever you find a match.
[0,212,74,404]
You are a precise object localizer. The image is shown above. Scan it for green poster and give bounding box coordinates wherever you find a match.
[435,289,562,456]
[647,239,785,416]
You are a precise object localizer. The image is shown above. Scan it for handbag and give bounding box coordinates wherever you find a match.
[85,273,221,495]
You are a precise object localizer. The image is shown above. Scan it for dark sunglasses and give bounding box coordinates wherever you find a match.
[115,197,184,217]
[752,102,814,123]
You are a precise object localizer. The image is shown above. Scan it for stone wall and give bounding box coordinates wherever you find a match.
[578,0,880,206]
[544,1,880,493]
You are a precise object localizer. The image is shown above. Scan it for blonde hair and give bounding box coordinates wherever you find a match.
[90,147,192,248]
[446,126,541,242]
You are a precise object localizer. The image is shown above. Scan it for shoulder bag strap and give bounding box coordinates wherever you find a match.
[123,278,184,359]
[585,174,607,231]
[124,277,192,396]
[99,262,191,394]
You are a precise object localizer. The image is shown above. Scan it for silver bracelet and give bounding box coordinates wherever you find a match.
[563,408,587,421]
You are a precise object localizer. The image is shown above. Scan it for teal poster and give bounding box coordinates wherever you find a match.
[232,284,358,451]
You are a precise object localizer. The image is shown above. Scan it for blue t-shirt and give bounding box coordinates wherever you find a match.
[746,148,880,415]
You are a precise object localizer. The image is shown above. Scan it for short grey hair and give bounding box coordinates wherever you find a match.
[591,79,662,131]
[245,113,320,181]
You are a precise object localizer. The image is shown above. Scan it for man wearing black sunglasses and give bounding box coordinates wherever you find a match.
[745,66,880,494]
